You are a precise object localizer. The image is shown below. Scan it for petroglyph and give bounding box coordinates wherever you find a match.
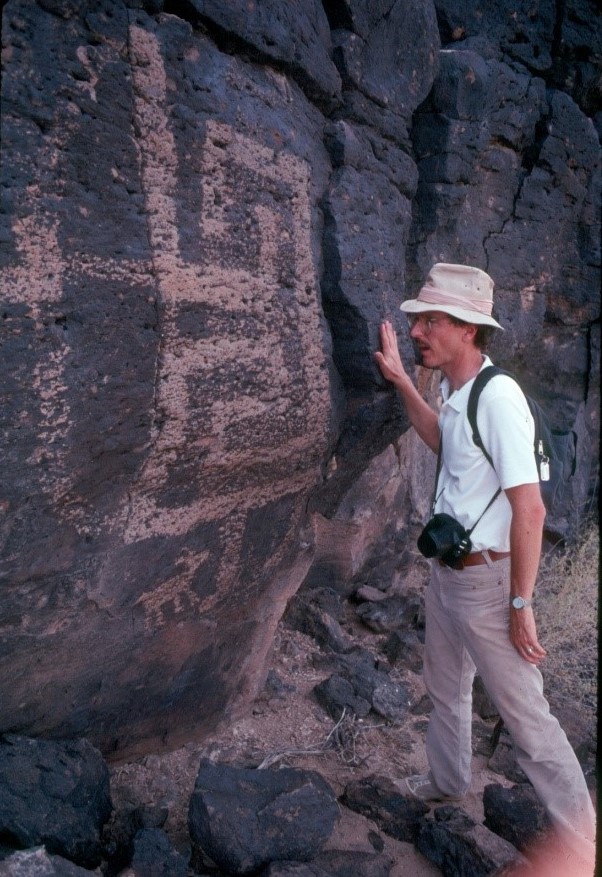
[6,210,64,307]
[133,547,211,626]
[123,26,329,544]
[2,20,329,632]
[3,205,76,517]
[116,25,330,621]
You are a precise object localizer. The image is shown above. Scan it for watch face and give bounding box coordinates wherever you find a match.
[512,596,525,609]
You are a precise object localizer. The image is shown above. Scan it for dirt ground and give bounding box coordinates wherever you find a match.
[110,580,536,876]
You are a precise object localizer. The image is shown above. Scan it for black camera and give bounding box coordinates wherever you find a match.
[417,513,472,568]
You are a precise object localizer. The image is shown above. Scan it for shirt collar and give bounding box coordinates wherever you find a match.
[440,355,492,411]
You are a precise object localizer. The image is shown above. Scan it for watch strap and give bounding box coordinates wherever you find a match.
[511,595,533,609]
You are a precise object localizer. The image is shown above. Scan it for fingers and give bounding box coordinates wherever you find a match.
[375,321,391,361]
[510,609,547,664]
[513,630,547,664]
[521,641,547,665]
[379,320,401,357]
[510,614,547,665]
[375,321,411,388]
[379,320,394,352]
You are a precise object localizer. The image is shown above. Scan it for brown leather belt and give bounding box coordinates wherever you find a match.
[439,550,511,569]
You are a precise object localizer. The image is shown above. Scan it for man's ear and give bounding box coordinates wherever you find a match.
[463,323,478,342]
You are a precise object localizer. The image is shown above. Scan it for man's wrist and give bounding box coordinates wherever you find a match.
[510,595,533,609]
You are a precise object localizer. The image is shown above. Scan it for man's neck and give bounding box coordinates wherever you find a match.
[443,350,485,392]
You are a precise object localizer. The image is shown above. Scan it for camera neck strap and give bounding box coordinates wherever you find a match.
[432,436,501,536]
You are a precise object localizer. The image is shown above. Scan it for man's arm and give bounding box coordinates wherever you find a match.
[374,321,440,452]
[505,482,547,664]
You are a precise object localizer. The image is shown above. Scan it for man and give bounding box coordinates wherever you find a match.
[374,263,595,872]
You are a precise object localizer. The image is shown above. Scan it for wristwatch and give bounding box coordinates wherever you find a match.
[510,595,533,609]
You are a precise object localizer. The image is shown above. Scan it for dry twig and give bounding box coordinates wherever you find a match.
[256,709,387,769]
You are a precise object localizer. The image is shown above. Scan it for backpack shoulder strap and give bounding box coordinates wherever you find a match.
[467,365,511,468]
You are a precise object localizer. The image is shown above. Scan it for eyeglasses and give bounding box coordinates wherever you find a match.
[407,315,451,334]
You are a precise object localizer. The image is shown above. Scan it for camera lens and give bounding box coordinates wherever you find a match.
[417,514,472,561]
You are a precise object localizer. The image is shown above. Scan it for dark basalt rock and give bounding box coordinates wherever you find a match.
[483,783,552,852]
[416,804,530,875]
[382,630,424,673]
[488,725,529,785]
[329,0,440,146]
[179,0,342,110]
[102,804,169,874]
[127,828,190,877]
[341,774,429,844]
[0,847,97,876]
[472,675,499,721]
[188,762,339,875]
[0,735,112,870]
[314,673,373,719]
[261,849,393,877]
[284,589,354,654]
[313,648,411,722]
[356,594,423,633]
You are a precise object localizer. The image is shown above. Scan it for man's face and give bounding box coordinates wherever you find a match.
[408,311,467,370]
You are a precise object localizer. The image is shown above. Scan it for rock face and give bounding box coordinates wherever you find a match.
[0,0,599,757]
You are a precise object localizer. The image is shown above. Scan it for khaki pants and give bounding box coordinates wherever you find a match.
[423,557,596,867]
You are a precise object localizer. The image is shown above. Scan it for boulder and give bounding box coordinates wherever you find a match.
[341,775,428,844]
[356,594,423,633]
[416,805,530,875]
[0,735,111,869]
[102,804,169,872]
[329,0,440,145]
[472,675,499,721]
[313,649,411,722]
[126,828,189,877]
[188,762,339,875]
[488,725,528,784]
[549,0,602,120]
[483,783,552,852]
[0,847,96,877]
[382,630,424,674]
[284,590,353,654]
[314,674,372,720]
[261,849,392,877]
[434,0,556,71]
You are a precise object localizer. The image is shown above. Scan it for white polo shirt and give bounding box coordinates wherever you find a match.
[434,356,540,552]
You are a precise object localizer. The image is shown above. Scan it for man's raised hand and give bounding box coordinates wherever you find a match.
[374,320,407,386]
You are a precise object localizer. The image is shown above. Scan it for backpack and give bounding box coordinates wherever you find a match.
[467,366,577,512]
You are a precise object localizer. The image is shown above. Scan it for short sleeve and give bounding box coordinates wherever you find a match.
[476,376,540,489]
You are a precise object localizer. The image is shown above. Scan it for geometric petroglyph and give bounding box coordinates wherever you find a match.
[122,26,329,547]
[118,27,329,623]
[1,43,154,536]
[2,206,153,533]
[4,212,73,482]
[3,21,329,628]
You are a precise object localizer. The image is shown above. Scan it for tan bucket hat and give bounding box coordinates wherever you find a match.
[400,263,503,329]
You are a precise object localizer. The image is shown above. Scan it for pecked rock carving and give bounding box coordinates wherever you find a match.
[0,0,599,758]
